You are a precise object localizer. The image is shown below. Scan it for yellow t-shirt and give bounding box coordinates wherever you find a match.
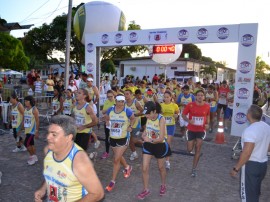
[43,143,87,202]
[11,102,23,129]
[46,79,54,92]
[73,103,92,133]
[103,100,115,112]
[161,102,179,125]
[125,99,141,129]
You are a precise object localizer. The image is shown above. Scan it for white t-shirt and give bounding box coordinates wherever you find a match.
[241,121,270,163]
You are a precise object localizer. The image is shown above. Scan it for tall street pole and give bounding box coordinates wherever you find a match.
[64,0,73,90]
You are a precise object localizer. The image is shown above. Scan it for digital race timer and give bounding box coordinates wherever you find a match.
[153,45,175,54]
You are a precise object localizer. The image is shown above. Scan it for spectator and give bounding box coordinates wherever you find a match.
[46,74,55,97]
[34,76,43,96]
[27,69,36,89]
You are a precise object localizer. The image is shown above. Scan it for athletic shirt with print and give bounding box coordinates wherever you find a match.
[11,102,23,129]
[126,99,141,129]
[205,92,217,108]
[144,94,155,102]
[73,103,92,133]
[218,87,230,105]
[161,102,179,125]
[24,107,36,134]
[136,97,145,117]
[183,102,210,132]
[43,144,87,202]
[107,106,133,139]
[227,92,234,109]
[156,93,164,103]
[63,98,73,115]
[146,114,167,142]
[52,97,60,114]
[177,93,195,110]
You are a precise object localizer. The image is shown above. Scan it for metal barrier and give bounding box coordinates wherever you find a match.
[35,96,54,124]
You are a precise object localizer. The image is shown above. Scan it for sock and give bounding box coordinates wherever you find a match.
[133,151,137,156]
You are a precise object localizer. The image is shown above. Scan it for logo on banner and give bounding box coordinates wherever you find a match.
[87,43,94,53]
[87,63,94,72]
[197,28,208,40]
[148,31,167,41]
[234,112,247,124]
[129,32,138,43]
[237,77,252,83]
[241,34,254,47]
[239,61,252,74]
[115,33,123,44]
[237,88,250,99]
[101,34,109,44]
[236,102,249,109]
[178,29,189,41]
[217,27,229,40]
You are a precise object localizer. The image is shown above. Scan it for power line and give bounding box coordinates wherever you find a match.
[20,0,52,24]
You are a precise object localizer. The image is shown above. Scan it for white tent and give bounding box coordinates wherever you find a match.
[1,70,23,75]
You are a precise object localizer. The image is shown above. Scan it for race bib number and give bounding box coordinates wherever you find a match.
[52,102,59,112]
[110,128,122,137]
[49,184,58,202]
[24,117,31,128]
[165,116,173,124]
[11,115,18,127]
[75,116,85,126]
[192,116,204,126]
[63,103,71,115]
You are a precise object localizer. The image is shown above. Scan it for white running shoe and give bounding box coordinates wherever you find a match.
[20,146,27,152]
[12,147,21,153]
[94,140,100,149]
[27,156,36,165]
[130,152,138,161]
[33,155,38,162]
[165,161,171,170]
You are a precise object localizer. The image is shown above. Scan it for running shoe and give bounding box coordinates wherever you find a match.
[27,156,36,165]
[33,155,38,162]
[101,152,109,159]
[137,189,150,200]
[21,145,27,151]
[165,161,170,170]
[191,169,197,177]
[94,140,100,149]
[130,152,138,161]
[123,165,132,178]
[12,147,21,153]
[160,185,166,196]
[105,181,115,192]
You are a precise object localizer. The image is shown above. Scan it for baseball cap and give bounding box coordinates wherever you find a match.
[159,84,166,89]
[115,95,125,101]
[143,101,156,114]
[87,77,93,82]
[146,88,153,95]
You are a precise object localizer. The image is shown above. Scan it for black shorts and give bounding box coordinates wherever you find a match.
[141,117,147,127]
[110,137,130,148]
[186,130,206,141]
[142,142,172,159]
[75,133,90,151]
[24,134,35,147]
[217,103,227,111]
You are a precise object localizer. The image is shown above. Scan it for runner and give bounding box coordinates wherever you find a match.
[135,89,147,132]
[62,89,75,116]
[52,87,64,116]
[182,90,210,177]
[23,96,40,165]
[124,89,144,161]
[104,94,135,192]
[205,84,218,133]
[216,80,230,123]
[34,115,104,202]
[177,85,195,139]
[85,77,100,104]
[155,84,166,103]
[101,90,115,159]
[73,89,98,151]
[10,93,27,152]
[137,101,171,200]
[224,85,234,132]
[161,91,179,169]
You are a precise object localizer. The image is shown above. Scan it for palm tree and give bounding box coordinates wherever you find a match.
[200,64,217,80]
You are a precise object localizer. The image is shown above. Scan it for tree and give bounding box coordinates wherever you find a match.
[101,59,116,74]
[180,44,202,60]
[0,33,29,70]
[256,56,270,80]
[200,64,217,79]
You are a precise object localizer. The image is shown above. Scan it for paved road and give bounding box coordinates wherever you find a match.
[0,122,269,202]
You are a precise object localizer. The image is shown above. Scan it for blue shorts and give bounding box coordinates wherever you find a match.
[210,105,217,113]
[166,125,176,136]
[224,107,233,119]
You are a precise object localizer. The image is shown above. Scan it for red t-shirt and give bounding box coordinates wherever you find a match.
[218,86,230,105]
[183,102,210,132]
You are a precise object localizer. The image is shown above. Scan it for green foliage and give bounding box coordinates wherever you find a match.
[180,44,202,60]
[101,59,116,74]
[0,33,29,70]
[200,64,217,79]
[256,56,270,80]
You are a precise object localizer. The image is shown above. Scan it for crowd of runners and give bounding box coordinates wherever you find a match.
[6,71,270,201]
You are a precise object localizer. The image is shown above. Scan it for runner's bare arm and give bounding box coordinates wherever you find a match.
[34,181,47,202]
[73,151,104,202]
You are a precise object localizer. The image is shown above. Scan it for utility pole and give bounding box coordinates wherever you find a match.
[64,0,73,90]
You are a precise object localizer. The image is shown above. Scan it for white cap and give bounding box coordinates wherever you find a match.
[87,77,94,82]
[115,95,125,101]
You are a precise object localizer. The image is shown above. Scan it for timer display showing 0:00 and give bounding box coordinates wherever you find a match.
[153,45,175,54]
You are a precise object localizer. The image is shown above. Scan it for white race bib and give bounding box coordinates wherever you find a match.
[12,115,18,127]
[165,116,173,124]
[75,116,85,126]
[24,116,31,128]
[192,116,204,126]
[63,103,71,115]
[110,128,122,137]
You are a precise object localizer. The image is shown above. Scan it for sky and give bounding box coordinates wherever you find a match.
[0,0,269,68]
